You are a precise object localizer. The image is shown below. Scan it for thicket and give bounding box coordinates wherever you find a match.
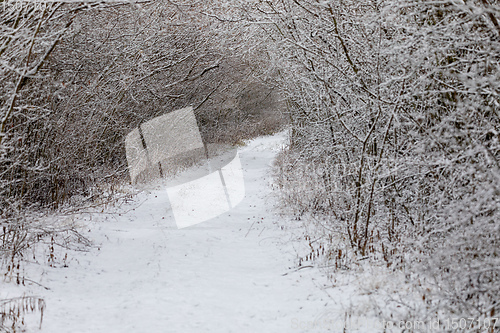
[0,1,283,329]
[1,1,282,212]
[256,0,499,330]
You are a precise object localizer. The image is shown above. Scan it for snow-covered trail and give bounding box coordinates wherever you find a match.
[24,133,339,333]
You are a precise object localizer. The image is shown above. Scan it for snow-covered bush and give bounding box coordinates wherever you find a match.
[0,1,284,324]
[264,0,499,329]
[1,1,284,212]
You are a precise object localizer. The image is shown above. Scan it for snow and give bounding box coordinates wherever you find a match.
[1,132,381,333]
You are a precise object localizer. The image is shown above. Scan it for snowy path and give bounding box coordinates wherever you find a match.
[7,133,348,333]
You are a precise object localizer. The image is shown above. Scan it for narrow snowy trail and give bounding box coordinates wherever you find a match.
[7,133,347,333]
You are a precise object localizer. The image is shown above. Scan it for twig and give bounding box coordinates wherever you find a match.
[22,278,51,291]
[245,220,256,237]
[281,265,314,276]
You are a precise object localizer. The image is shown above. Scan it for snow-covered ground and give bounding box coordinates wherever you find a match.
[1,132,382,333]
